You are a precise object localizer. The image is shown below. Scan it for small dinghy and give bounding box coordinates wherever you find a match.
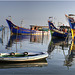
[0,52,48,62]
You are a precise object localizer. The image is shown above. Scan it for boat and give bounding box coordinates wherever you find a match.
[65,14,75,39]
[48,17,68,38]
[6,19,49,35]
[0,52,48,62]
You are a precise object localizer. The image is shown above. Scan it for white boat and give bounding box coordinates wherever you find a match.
[0,52,48,62]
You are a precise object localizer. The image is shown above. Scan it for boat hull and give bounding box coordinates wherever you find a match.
[50,30,68,38]
[6,19,49,35]
[48,20,68,38]
[65,14,75,39]
[0,52,48,62]
[71,29,75,39]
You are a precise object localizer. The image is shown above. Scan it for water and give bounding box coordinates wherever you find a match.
[0,28,75,75]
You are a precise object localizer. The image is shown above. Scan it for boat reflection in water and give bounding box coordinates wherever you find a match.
[64,40,75,67]
[4,34,48,68]
[5,34,30,49]
[47,37,69,57]
[0,28,5,45]
[48,37,68,52]
[0,38,3,44]
[0,59,47,69]
[6,34,49,50]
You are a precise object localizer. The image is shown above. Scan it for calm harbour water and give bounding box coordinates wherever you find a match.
[0,28,75,75]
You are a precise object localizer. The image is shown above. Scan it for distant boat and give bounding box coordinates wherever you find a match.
[6,19,49,35]
[0,52,48,62]
[48,17,68,38]
[65,14,75,39]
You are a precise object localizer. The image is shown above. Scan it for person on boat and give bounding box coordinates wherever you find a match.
[31,27,34,30]
[34,27,38,31]
[65,29,67,32]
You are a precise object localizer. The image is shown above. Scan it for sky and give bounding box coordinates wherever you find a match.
[0,1,75,28]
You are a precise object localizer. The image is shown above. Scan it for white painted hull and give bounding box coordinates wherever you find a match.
[0,52,48,62]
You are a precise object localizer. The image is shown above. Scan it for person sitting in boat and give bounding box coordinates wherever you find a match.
[65,28,67,32]
[34,27,38,31]
[31,27,34,30]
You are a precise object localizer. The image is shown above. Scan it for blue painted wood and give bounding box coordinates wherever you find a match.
[48,20,68,38]
[6,19,36,34]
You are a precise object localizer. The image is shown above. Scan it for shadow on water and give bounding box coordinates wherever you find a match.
[0,38,3,44]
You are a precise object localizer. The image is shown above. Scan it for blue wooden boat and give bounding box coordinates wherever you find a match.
[65,14,75,39]
[6,19,49,35]
[48,17,68,38]
[6,19,36,35]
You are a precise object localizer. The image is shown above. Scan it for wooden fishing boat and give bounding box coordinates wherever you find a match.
[6,19,49,35]
[65,14,75,39]
[0,52,48,62]
[48,17,68,38]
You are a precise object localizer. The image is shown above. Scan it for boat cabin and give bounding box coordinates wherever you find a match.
[30,25,49,31]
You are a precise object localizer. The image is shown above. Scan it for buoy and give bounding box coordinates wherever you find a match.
[23,52,28,56]
[10,52,15,56]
